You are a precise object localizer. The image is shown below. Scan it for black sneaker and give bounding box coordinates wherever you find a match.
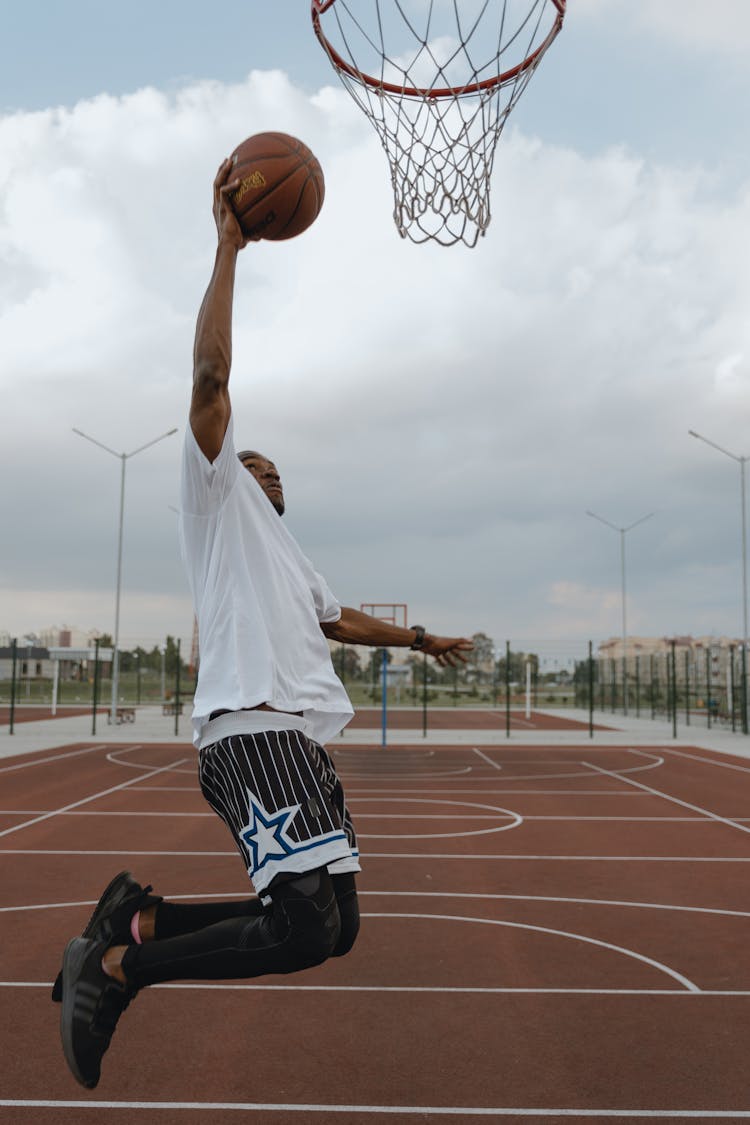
[60,937,136,1089]
[52,872,161,1002]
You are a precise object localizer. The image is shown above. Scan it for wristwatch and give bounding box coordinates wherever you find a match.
[410,625,426,651]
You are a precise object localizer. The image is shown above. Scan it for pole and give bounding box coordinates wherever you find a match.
[673,644,678,736]
[587,510,654,717]
[741,459,748,732]
[588,640,594,739]
[620,528,627,714]
[174,638,181,737]
[684,649,690,727]
[706,647,711,730]
[525,660,531,720]
[51,657,59,716]
[9,639,17,734]
[381,648,387,748]
[110,453,126,723]
[505,640,511,739]
[729,644,736,732]
[72,425,177,725]
[91,638,100,736]
[689,431,749,734]
[422,651,428,738]
[743,645,747,737]
[339,645,347,737]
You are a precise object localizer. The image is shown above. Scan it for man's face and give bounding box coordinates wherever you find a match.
[240,453,285,515]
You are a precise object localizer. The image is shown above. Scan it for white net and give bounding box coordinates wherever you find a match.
[313,0,565,247]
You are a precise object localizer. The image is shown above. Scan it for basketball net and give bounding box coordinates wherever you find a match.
[312,0,565,248]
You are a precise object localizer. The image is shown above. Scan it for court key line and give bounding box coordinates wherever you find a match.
[4,848,750,861]
[582,761,750,837]
[1,1099,749,1116]
[0,743,109,773]
[0,752,190,840]
[362,912,698,991]
[4,889,750,920]
[2,809,738,822]
[5,981,750,998]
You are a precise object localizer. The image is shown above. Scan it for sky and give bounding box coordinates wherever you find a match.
[1,0,749,662]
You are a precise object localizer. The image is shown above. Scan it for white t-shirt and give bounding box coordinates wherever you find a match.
[178,416,354,748]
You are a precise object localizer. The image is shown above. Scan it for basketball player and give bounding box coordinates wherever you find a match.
[57,157,473,1089]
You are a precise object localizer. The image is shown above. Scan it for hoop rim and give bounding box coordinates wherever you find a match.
[312,0,565,100]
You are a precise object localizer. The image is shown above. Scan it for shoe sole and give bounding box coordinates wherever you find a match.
[52,872,134,1003]
[60,937,100,1089]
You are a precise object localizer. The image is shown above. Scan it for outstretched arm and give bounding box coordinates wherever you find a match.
[321,607,473,668]
[190,158,248,463]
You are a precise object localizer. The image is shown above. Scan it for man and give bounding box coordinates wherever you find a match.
[58,158,473,1089]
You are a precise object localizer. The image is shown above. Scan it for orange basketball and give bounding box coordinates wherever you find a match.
[228,132,325,242]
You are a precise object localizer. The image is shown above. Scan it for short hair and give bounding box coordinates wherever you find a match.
[237,450,263,463]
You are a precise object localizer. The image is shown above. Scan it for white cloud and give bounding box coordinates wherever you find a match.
[0,67,749,649]
[574,0,750,56]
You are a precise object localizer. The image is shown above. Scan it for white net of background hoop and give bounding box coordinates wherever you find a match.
[312,0,565,247]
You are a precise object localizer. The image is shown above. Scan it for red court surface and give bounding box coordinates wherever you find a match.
[348,708,611,731]
[1,707,607,731]
[0,707,105,726]
[2,739,750,1121]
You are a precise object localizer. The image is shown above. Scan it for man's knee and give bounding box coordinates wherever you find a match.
[270,869,341,970]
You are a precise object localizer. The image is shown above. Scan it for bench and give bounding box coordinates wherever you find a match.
[107,707,136,725]
[162,702,184,716]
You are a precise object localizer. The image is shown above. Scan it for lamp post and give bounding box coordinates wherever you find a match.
[74,426,178,724]
[587,509,654,715]
[688,429,749,733]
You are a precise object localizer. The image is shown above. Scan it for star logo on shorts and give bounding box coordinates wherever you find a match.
[240,793,302,871]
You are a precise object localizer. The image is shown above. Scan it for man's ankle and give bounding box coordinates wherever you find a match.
[101,945,128,985]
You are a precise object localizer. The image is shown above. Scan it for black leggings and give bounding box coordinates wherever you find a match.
[121,870,359,991]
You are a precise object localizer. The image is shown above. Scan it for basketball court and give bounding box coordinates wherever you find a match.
[2,0,748,1120]
[2,709,750,1121]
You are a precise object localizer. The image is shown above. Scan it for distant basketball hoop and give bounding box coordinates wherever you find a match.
[360,603,408,629]
[360,603,408,747]
[312,0,566,247]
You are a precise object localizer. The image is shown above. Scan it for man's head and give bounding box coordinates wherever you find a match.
[238,450,285,515]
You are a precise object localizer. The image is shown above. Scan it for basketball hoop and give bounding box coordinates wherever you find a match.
[360,603,408,629]
[312,0,565,248]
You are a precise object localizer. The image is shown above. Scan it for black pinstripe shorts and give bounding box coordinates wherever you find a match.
[198,728,360,896]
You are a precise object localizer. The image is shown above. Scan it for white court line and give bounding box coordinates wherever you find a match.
[6,981,750,997]
[1,1100,748,1117]
[4,889,750,920]
[664,748,750,774]
[0,753,189,840]
[0,743,108,773]
[4,810,730,823]
[472,747,502,770]
[130,787,647,796]
[3,848,750,861]
[344,789,645,796]
[362,912,698,991]
[582,762,750,837]
[355,797,522,840]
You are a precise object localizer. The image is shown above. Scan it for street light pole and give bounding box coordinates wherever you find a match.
[74,426,178,724]
[688,429,749,733]
[586,509,655,716]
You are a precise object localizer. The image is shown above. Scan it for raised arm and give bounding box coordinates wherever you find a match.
[190,158,249,462]
[321,606,474,668]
